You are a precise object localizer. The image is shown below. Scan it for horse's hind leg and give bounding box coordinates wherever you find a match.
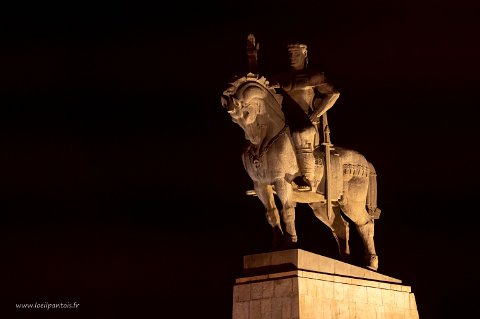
[254,181,284,249]
[308,202,350,261]
[342,201,378,270]
[356,216,378,271]
[340,177,378,271]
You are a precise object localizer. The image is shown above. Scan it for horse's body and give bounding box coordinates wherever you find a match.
[222,75,381,270]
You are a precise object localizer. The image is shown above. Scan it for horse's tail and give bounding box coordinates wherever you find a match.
[367,162,382,219]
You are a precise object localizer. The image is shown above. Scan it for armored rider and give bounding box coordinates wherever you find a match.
[271,43,340,192]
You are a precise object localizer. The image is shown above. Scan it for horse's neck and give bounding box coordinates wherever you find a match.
[258,114,286,152]
[257,92,286,150]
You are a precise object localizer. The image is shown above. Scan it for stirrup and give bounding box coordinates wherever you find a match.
[293,176,312,192]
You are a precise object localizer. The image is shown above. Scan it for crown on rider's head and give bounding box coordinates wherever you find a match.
[287,43,308,55]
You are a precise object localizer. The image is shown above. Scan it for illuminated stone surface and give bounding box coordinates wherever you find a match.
[224,36,420,318]
[232,250,419,319]
[243,249,400,284]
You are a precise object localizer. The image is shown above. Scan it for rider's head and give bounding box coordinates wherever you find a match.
[287,43,308,71]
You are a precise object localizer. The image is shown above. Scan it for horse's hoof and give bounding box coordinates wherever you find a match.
[365,254,378,271]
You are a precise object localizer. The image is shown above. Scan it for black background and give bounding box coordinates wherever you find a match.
[1,0,479,318]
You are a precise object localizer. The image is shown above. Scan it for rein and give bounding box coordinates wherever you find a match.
[249,124,288,164]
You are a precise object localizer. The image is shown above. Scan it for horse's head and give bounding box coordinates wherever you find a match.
[221,76,283,145]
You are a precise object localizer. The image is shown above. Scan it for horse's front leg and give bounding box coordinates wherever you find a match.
[254,181,284,249]
[273,178,297,246]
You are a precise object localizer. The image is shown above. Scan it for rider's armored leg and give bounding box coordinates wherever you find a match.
[292,126,316,192]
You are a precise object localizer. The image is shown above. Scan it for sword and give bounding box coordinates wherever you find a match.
[321,113,334,222]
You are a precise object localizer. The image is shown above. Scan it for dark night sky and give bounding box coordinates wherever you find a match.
[0,1,479,318]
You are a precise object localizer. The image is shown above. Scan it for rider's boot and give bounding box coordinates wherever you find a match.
[294,151,315,192]
[293,175,311,191]
[292,128,316,192]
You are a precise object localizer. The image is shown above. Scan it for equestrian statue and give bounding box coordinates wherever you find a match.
[221,34,382,271]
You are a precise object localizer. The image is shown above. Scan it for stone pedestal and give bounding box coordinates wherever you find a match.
[232,249,419,319]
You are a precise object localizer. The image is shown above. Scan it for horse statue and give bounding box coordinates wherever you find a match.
[221,74,382,271]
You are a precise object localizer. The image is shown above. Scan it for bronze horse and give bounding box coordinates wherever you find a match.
[221,75,381,270]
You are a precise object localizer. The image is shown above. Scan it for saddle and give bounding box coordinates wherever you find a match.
[312,148,344,201]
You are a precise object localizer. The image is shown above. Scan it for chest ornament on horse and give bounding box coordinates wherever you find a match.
[248,148,262,170]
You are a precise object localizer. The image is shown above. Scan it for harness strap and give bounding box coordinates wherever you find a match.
[250,125,288,161]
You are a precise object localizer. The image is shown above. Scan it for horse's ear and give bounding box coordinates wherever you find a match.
[220,95,228,108]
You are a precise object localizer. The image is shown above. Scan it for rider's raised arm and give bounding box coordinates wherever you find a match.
[247,34,260,75]
[309,72,340,123]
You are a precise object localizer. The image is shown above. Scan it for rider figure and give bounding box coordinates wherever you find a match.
[271,43,340,192]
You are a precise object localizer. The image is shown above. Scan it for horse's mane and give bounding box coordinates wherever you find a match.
[226,75,285,124]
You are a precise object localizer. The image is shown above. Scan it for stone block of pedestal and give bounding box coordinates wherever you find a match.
[232,249,419,319]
